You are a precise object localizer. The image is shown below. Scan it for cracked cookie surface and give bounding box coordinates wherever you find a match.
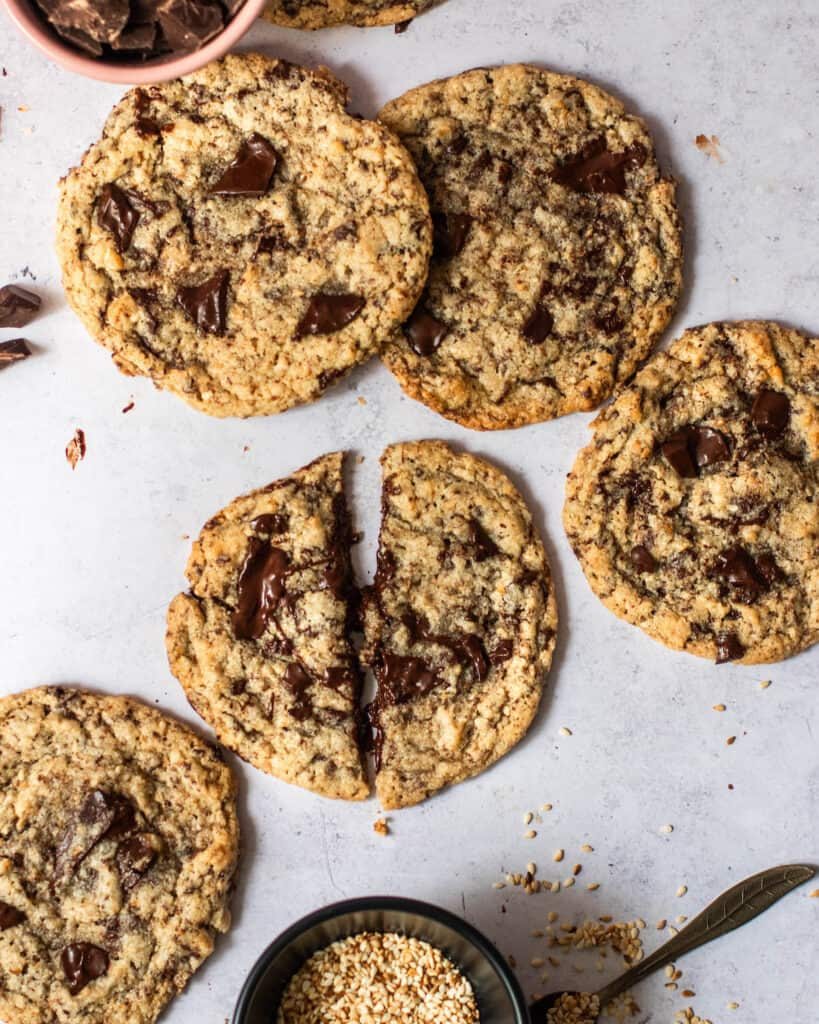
[264,0,431,28]
[378,65,682,429]
[360,441,558,809]
[167,453,368,799]
[564,321,819,664]
[0,686,238,1024]
[56,53,431,418]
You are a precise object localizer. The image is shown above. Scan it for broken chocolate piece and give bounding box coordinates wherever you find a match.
[522,303,554,345]
[661,429,697,478]
[434,212,473,259]
[157,0,224,51]
[488,638,514,664]
[468,519,499,561]
[715,631,745,664]
[631,544,657,573]
[404,307,448,356]
[0,339,32,367]
[713,545,766,604]
[0,901,24,931]
[295,293,365,339]
[692,426,730,468]
[379,653,439,704]
[661,425,730,478]
[35,0,130,44]
[284,662,313,720]
[209,134,278,197]
[453,634,490,682]
[61,943,110,995]
[232,539,290,641]
[0,284,41,328]
[54,790,137,881]
[98,184,141,253]
[177,270,229,335]
[551,140,647,194]
[751,389,790,438]
[116,833,159,890]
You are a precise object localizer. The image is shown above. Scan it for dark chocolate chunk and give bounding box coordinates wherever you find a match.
[53,22,103,55]
[488,638,514,664]
[61,943,110,995]
[232,540,290,641]
[403,306,448,356]
[157,0,224,51]
[177,269,229,335]
[692,426,730,468]
[284,662,313,721]
[454,634,490,682]
[0,284,41,328]
[751,389,790,438]
[661,429,698,478]
[295,293,365,339]
[522,303,554,345]
[209,134,278,197]
[551,140,647,194]
[379,653,439,704]
[35,0,129,43]
[713,546,766,604]
[111,21,157,50]
[0,339,32,367]
[251,513,288,535]
[468,519,499,561]
[755,552,783,587]
[54,790,135,881]
[631,544,657,573]
[324,667,354,691]
[434,212,473,259]
[715,631,745,664]
[98,184,141,253]
[0,901,24,931]
[116,833,159,891]
[661,425,730,478]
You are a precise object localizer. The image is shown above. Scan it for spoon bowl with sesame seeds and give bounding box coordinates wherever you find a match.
[529,865,814,1023]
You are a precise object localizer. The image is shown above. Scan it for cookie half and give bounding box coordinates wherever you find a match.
[360,441,558,809]
[57,54,431,418]
[378,65,683,429]
[264,0,432,28]
[564,321,819,664]
[0,686,238,1024]
[167,453,368,799]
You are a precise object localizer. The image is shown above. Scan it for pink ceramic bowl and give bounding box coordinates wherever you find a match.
[3,0,268,84]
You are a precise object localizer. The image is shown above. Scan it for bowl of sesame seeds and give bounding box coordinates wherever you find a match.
[233,896,530,1024]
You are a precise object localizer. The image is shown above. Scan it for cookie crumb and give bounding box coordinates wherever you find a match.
[373,817,389,837]
[694,133,724,163]
[122,401,134,413]
[65,428,86,469]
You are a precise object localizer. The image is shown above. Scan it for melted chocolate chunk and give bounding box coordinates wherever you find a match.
[177,270,229,335]
[661,430,697,478]
[751,389,790,438]
[295,293,365,339]
[209,134,278,197]
[232,539,290,640]
[251,513,288,535]
[0,339,32,367]
[434,212,473,259]
[468,519,499,561]
[324,666,354,691]
[61,943,109,995]
[0,901,24,931]
[713,546,767,604]
[551,140,647,194]
[755,552,783,586]
[379,653,439,704]
[321,557,347,599]
[284,663,313,721]
[403,306,448,356]
[454,635,490,682]
[693,426,731,467]
[98,184,140,253]
[631,544,657,573]
[488,638,514,664]
[522,303,554,345]
[715,632,745,664]
[0,284,41,328]
[55,790,137,881]
[661,425,731,477]
[116,833,159,891]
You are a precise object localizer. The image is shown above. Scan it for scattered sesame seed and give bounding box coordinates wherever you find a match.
[530,957,545,967]
[492,882,506,890]
[524,812,534,825]
[586,883,600,891]
[551,881,561,893]
[677,885,688,897]
[636,918,646,930]
[563,877,576,888]
[668,926,679,936]
[809,889,819,898]
[581,844,594,853]
[532,929,544,937]
[665,966,675,978]
[677,915,688,924]
[656,919,667,929]
[726,735,736,744]
[682,989,696,998]
[525,830,537,839]
[727,1002,740,1010]
[713,704,727,711]
[553,849,565,862]
[559,726,573,737]
[527,862,537,875]
[542,803,553,812]
[759,680,771,689]
[573,864,582,876]
[548,911,559,923]
[665,982,678,991]
[660,824,674,834]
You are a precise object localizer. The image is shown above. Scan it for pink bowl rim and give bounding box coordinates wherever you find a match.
[3,0,268,85]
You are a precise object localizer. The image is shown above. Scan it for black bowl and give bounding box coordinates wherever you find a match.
[233,896,532,1024]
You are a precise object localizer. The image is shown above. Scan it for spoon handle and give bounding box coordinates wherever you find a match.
[595,863,815,1008]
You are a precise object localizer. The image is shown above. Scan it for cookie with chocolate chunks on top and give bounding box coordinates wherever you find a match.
[166,452,368,799]
[564,321,819,665]
[378,64,682,429]
[0,685,238,1024]
[56,53,431,418]
[264,0,435,29]
[359,441,558,809]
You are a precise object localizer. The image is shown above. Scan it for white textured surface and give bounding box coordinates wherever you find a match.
[1,2,818,1022]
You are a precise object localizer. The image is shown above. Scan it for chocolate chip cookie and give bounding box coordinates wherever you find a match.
[166,453,368,799]
[360,441,558,809]
[0,686,238,1024]
[264,0,431,29]
[378,65,683,429]
[56,54,431,418]
[564,321,819,664]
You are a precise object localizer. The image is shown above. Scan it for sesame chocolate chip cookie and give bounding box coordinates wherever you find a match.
[378,65,683,429]
[564,321,819,665]
[360,441,558,809]
[166,453,368,799]
[264,0,432,29]
[0,686,238,1024]
[56,53,431,418]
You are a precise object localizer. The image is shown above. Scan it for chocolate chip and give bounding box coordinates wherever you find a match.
[61,943,110,995]
[403,306,448,356]
[551,140,647,194]
[468,519,499,561]
[232,540,290,641]
[715,632,745,664]
[692,426,730,468]
[0,284,41,328]
[379,653,439,704]
[631,544,657,573]
[434,212,473,259]
[295,293,365,339]
[177,269,229,335]
[522,303,554,345]
[488,638,514,665]
[97,184,141,253]
[661,425,730,478]
[661,430,697,478]
[713,546,766,604]
[251,513,288,535]
[751,389,790,438]
[0,339,32,368]
[284,663,313,721]
[115,833,159,891]
[209,134,279,197]
[0,901,24,931]
[157,0,224,51]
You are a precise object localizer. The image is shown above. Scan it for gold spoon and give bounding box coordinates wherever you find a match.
[529,864,815,1022]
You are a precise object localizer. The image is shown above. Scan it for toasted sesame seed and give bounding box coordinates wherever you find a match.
[682,989,696,998]
[508,955,517,968]
[563,877,575,888]
[660,824,674,834]
[727,1002,740,1010]
[656,919,667,929]
[493,882,506,890]
[530,957,545,967]
[713,704,726,711]
[551,881,561,892]
[636,918,646,930]
[527,862,537,875]
[525,830,537,839]
[665,965,675,978]
[677,885,688,897]
[759,680,771,689]
[524,811,534,825]
[665,982,678,990]
[677,915,688,924]
[547,911,559,923]
[558,726,573,737]
[553,849,565,862]
[541,803,553,812]
[531,928,544,937]
[726,736,736,745]
[586,882,600,891]
[580,844,594,853]
[668,926,679,936]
